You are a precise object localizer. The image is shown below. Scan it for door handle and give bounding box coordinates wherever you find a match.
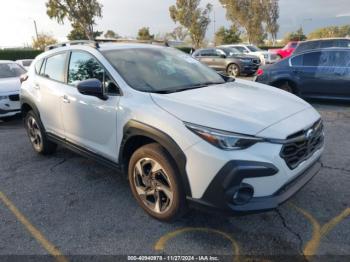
[62,95,70,103]
[33,83,40,89]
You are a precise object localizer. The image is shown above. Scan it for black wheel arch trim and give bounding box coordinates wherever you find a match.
[120,120,192,197]
[20,96,40,117]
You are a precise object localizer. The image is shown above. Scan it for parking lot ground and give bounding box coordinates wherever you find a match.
[0,101,349,261]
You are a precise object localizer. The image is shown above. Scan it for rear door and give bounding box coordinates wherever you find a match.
[36,52,68,137]
[290,51,322,97]
[196,49,220,70]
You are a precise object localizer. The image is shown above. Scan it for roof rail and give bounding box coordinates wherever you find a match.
[45,40,100,51]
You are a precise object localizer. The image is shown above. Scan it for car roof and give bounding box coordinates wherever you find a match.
[292,47,350,57]
[299,38,350,44]
[37,42,167,59]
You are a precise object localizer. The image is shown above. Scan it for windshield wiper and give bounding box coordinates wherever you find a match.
[155,82,226,94]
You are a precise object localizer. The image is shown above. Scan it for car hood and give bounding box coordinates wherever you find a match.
[151,79,311,136]
[0,77,21,93]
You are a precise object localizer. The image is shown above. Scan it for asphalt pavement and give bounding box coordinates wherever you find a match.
[0,101,349,261]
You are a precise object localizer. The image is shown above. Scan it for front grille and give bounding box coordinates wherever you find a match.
[280,120,324,169]
[9,94,19,101]
[253,59,260,64]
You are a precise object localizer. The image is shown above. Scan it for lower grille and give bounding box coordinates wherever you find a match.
[280,120,324,169]
[9,94,19,101]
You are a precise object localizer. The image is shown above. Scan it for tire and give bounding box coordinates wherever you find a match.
[227,63,240,77]
[278,82,294,94]
[128,143,187,221]
[24,110,57,155]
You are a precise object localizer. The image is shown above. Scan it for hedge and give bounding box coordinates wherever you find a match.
[0,49,43,61]
[258,45,284,50]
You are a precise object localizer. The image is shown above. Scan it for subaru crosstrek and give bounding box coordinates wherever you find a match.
[21,41,324,221]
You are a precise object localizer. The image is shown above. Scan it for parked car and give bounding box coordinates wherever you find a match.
[0,61,26,120]
[16,59,33,70]
[255,47,350,101]
[192,47,260,76]
[21,42,324,221]
[220,44,279,64]
[294,38,350,55]
[269,41,299,59]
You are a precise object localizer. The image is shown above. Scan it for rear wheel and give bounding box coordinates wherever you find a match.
[128,143,187,221]
[227,63,240,77]
[24,111,57,155]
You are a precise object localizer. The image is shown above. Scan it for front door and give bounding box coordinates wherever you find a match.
[61,50,120,161]
[36,52,68,137]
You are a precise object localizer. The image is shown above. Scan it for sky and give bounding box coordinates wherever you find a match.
[0,0,350,47]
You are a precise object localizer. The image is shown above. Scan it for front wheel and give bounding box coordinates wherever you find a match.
[227,63,240,77]
[24,111,57,155]
[128,143,187,221]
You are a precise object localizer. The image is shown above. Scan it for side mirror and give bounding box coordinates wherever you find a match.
[77,79,107,100]
[220,54,227,58]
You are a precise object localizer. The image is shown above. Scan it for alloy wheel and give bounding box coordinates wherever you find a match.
[133,157,173,214]
[26,116,42,151]
[227,64,239,77]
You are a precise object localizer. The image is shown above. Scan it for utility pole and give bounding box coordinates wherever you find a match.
[33,20,39,40]
[213,8,216,46]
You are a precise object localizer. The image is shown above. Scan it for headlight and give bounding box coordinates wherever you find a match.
[0,96,8,101]
[239,58,251,63]
[185,123,264,150]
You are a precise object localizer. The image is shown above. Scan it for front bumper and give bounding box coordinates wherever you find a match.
[188,158,321,214]
[0,93,21,118]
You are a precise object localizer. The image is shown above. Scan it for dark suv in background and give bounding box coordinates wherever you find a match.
[192,47,260,77]
[294,38,350,55]
[255,48,350,101]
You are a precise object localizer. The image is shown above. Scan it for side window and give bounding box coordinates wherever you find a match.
[291,55,303,66]
[320,51,350,67]
[34,59,43,74]
[43,53,67,82]
[302,51,321,66]
[215,49,226,57]
[68,51,118,94]
[200,50,212,57]
[235,46,246,53]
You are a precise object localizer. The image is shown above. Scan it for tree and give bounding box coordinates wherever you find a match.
[283,27,307,43]
[215,25,241,45]
[262,0,279,45]
[67,22,103,40]
[46,0,102,40]
[137,27,154,41]
[32,33,57,50]
[219,0,267,44]
[308,25,350,39]
[167,26,189,41]
[104,30,119,39]
[169,0,212,48]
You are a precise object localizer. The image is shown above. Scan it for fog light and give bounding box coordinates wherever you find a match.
[232,183,254,205]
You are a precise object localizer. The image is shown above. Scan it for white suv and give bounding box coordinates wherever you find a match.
[21,41,324,221]
[220,44,279,64]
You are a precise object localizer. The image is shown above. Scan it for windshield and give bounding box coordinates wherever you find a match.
[247,45,261,52]
[103,47,225,93]
[0,63,26,78]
